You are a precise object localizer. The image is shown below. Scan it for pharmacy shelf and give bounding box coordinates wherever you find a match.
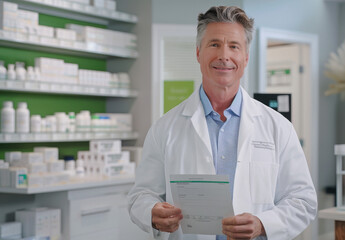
[0,79,138,98]
[12,0,138,25]
[0,30,138,59]
[0,131,138,143]
[0,174,135,194]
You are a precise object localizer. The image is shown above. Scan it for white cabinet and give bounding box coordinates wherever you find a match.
[34,181,150,240]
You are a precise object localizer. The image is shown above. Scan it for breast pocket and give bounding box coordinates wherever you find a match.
[249,161,279,204]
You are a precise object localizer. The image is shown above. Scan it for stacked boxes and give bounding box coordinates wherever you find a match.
[78,140,135,177]
[15,208,61,239]
[1,148,68,188]
[0,222,22,239]
[0,2,18,32]
[35,57,79,84]
[66,24,137,50]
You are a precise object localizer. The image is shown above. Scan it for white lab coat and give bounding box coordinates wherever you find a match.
[127,87,317,240]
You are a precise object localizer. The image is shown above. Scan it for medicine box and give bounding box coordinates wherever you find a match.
[34,147,59,162]
[0,168,10,187]
[21,152,44,165]
[47,160,64,173]
[5,151,22,166]
[10,167,27,188]
[15,208,61,238]
[90,139,121,153]
[0,221,21,239]
[27,163,47,174]
[95,151,130,165]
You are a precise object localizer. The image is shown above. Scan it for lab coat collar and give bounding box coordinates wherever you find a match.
[182,86,261,163]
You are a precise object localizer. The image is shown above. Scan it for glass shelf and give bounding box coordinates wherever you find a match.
[0,79,138,98]
[0,131,138,143]
[0,30,138,59]
[13,0,138,25]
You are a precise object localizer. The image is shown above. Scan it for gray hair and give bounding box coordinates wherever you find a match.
[197,6,254,52]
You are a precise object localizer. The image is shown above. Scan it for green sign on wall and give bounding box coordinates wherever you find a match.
[164,80,194,113]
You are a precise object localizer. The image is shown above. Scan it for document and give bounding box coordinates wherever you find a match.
[170,174,234,235]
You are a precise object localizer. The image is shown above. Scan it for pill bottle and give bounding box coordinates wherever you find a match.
[64,156,75,176]
[7,64,16,80]
[1,101,15,133]
[0,60,7,80]
[16,102,30,133]
[15,62,26,81]
[30,115,41,133]
[68,112,76,133]
[26,66,35,81]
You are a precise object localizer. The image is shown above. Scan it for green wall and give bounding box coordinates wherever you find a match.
[0,14,108,160]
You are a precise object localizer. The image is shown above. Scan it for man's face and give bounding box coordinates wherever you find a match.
[197,22,249,91]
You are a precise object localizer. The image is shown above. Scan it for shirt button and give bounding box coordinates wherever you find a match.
[220,128,224,132]
[221,155,225,160]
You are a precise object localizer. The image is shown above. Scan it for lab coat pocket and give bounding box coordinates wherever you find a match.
[249,162,279,204]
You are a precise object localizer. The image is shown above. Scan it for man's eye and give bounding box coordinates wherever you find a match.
[210,43,218,47]
[230,45,238,49]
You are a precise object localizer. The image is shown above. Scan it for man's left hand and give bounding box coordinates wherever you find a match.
[222,213,265,240]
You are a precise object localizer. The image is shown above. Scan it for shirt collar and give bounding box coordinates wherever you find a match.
[199,85,242,117]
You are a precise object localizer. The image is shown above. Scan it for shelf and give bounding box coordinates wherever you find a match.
[0,174,135,194]
[0,79,138,98]
[0,131,138,143]
[0,30,138,59]
[319,207,345,221]
[12,0,138,25]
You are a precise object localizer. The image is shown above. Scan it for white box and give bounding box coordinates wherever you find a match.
[36,25,54,38]
[15,208,57,238]
[5,151,22,165]
[21,152,44,164]
[77,151,91,163]
[89,139,121,153]
[0,222,21,239]
[101,162,135,177]
[105,0,116,11]
[122,146,143,166]
[0,168,11,187]
[28,163,47,174]
[10,167,27,188]
[47,208,61,239]
[96,151,129,165]
[47,160,64,173]
[34,147,59,162]
[55,28,76,41]
[91,0,105,8]
[27,173,43,187]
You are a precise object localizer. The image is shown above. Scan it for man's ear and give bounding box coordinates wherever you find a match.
[196,46,200,63]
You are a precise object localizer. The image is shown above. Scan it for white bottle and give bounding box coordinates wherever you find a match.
[15,62,26,81]
[55,112,68,133]
[68,112,76,133]
[26,66,35,81]
[7,64,16,80]
[30,115,41,133]
[1,101,15,133]
[76,159,85,177]
[16,102,30,133]
[0,61,7,80]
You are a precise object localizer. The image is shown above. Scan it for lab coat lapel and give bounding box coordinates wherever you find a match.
[182,90,213,160]
[233,87,261,214]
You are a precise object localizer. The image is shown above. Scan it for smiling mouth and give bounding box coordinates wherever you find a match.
[213,66,235,70]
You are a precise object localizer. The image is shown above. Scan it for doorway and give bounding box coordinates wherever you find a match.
[258,27,319,240]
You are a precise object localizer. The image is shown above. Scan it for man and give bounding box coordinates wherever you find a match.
[128,6,317,240]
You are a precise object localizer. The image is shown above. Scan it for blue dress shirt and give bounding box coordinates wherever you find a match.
[199,85,242,240]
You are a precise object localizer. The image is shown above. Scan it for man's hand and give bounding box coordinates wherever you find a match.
[151,202,183,233]
[222,213,266,240]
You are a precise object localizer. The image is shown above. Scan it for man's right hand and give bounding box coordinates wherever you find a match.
[151,202,183,233]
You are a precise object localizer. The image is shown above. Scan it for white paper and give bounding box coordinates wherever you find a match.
[170,174,234,235]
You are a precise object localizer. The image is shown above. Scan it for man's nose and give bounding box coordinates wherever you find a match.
[218,47,230,62]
